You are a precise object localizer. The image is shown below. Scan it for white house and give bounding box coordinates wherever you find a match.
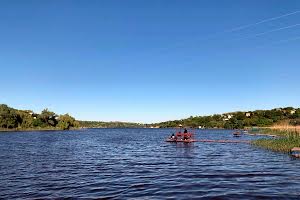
[223,114,233,121]
[227,114,233,119]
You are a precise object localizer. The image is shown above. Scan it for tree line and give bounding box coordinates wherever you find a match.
[0,104,79,130]
[78,121,143,128]
[151,107,300,129]
[2,104,299,130]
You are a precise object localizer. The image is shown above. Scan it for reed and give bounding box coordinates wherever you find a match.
[252,126,300,153]
[269,125,300,133]
[256,127,300,137]
[252,136,300,153]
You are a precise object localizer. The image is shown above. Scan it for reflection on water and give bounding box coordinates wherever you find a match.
[1,128,300,199]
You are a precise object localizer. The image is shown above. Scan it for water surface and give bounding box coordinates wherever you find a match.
[1,129,300,199]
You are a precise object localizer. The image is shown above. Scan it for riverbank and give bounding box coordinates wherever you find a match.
[252,136,300,153]
[267,125,300,135]
[251,128,300,153]
[250,128,299,137]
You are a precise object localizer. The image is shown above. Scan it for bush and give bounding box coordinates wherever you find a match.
[290,119,300,126]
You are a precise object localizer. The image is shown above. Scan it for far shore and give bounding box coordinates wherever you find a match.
[0,127,81,132]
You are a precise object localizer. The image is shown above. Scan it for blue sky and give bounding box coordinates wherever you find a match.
[0,0,300,123]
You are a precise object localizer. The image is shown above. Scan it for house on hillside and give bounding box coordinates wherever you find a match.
[245,112,251,117]
[223,114,233,121]
[25,110,38,119]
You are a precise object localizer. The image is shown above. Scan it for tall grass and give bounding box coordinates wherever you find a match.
[256,128,300,137]
[269,125,300,133]
[252,136,300,153]
[252,127,300,153]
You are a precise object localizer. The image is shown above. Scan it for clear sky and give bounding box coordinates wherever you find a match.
[0,0,300,123]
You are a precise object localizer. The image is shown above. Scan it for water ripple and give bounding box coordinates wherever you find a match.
[1,129,300,199]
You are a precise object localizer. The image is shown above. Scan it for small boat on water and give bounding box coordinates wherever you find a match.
[291,147,300,158]
[166,127,196,143]
[233,131,241,137]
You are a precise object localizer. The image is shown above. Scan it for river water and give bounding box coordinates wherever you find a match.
[0,128,300,199]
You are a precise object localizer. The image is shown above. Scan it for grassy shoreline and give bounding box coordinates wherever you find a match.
[251,127,300,153]
[252,136,300,153]
[251,128,299,137]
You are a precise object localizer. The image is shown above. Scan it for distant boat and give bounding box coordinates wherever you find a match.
[291,147,300,158]
[233,131,241,137]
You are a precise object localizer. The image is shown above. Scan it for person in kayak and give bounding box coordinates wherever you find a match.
[170,133,175,139]
[183,128,189,140]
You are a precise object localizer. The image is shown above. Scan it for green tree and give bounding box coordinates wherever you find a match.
[16,111,33,128]
[57,114,79,130]
[0,104,18,128]
[32,118,45,127]
[235,112,246,120]
[38,109,57,127]
[294,109,300,118]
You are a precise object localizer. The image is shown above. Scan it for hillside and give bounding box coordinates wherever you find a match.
[2,104,300,130]
[151,107,300,129]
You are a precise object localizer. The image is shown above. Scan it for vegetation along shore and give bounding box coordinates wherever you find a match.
[252,127,300,153]
[1,104,300,131]
[151,107,300,129]
[0,104,79,131]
